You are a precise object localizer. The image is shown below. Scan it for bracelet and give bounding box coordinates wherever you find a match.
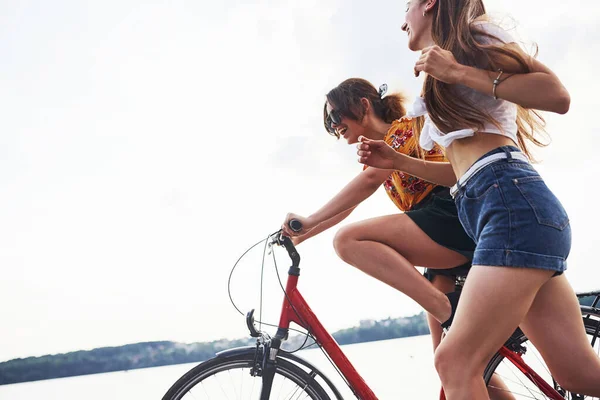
[493,69,504,100]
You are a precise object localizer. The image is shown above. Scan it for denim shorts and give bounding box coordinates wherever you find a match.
[453,146,571,273]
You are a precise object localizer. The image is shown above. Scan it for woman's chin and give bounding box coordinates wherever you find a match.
[346,136,358,145]
[408,40,420,52]
[407,37,424,52]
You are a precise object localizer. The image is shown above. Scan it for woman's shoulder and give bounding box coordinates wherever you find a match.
[384,117,417,151]
[385,117,413,137]
[392,116,415,130]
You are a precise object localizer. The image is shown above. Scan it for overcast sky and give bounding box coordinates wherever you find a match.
[1,0,599,362]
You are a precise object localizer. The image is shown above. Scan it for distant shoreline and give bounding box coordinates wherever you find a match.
[0,312,429,385]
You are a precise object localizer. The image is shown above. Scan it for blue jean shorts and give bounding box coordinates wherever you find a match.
[453,146,571,273]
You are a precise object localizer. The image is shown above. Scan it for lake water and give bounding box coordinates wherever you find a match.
[0,335,441,399]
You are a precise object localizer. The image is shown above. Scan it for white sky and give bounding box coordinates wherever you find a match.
[1,0,599,362]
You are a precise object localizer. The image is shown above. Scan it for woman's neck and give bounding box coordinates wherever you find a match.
[419,37,435,50]
[366,119,393,141]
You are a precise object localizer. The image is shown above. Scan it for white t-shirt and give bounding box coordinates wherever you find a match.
[408,21,519,150]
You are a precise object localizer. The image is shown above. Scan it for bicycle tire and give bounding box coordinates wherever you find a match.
[162,349,332,400]
[484,314,600,399]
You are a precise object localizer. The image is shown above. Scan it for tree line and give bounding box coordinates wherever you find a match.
[0,312,429,385]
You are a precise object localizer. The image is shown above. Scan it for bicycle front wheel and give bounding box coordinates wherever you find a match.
[484,315,600,400]
[162,349,332,400]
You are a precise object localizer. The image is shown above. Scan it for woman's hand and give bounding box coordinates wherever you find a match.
[281,213,317,238]
[414,45,464,84]
[357,136,401,170]
[291,234,306,246]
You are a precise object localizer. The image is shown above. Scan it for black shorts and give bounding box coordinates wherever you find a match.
[405,186,475,282]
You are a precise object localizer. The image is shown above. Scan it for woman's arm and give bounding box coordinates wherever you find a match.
[282,166,390,237]
[355,136,457,187]
[308,167,390,223]
[292,207,355,246]
[393,154,456,187]
[456,49,570,114]
[415,44,571,114]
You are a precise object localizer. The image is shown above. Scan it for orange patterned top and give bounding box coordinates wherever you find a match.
[368,117,446,211]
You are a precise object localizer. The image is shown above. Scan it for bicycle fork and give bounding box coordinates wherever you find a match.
[247,309,284,400]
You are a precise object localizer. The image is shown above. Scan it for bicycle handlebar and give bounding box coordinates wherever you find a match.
[289,219,302,233]
[270,220,302,270]
[277,234,300,270]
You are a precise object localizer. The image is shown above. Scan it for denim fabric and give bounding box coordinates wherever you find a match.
[454,146,571,272]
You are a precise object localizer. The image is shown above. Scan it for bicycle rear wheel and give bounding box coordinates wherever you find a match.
[162,349,332,400]
[484,315,600,399]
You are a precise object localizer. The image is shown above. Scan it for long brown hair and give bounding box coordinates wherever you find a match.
[324,78,407,138]
[418,0,548,158]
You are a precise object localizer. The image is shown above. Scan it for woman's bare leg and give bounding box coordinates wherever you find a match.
[333,213,469,323]
[428,275,455,351]
[429,276,515,400]
[519,274,600,395]
[437,267,600,399]
[434,265,553,400]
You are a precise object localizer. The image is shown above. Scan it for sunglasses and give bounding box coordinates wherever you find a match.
[325,109,344,134]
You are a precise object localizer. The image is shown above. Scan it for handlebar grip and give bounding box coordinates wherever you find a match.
[289,219,303,233]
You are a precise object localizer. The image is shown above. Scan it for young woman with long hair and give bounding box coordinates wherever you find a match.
[357,1,600,398]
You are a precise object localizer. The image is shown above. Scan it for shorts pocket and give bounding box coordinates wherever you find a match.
[513,176,570,230]
[464,182,499,200]
[459,182,506,242]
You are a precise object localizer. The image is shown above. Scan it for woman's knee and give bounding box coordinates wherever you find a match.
[333,225,359,260]
[434,341,457,380]
[434,339,486,384]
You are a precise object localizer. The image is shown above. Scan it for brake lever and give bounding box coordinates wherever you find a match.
[268,229,301,268]
[268,229,284,245]
[266,230,283,255]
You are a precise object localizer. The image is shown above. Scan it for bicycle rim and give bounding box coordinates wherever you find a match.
[163,352,331,400]
[484,316,600,400]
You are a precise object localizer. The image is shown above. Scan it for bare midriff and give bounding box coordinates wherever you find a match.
[445,132,518,180]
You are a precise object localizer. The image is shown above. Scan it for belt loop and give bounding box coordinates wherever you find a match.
[452,179,462,199]
[502,146,514,163]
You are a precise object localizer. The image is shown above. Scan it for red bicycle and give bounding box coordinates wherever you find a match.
[163,225,600,400]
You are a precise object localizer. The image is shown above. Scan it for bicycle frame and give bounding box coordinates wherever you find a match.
[276,263,377,400]
[268,235,590,400]
[496,347,563,400]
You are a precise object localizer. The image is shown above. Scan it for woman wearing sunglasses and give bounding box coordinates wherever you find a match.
[356,0,600,398]
[281,77,477,368]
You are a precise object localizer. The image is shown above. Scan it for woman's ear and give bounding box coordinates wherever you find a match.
[425,0,438,13]
[360,97,371,113]
[359,97,373,125]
